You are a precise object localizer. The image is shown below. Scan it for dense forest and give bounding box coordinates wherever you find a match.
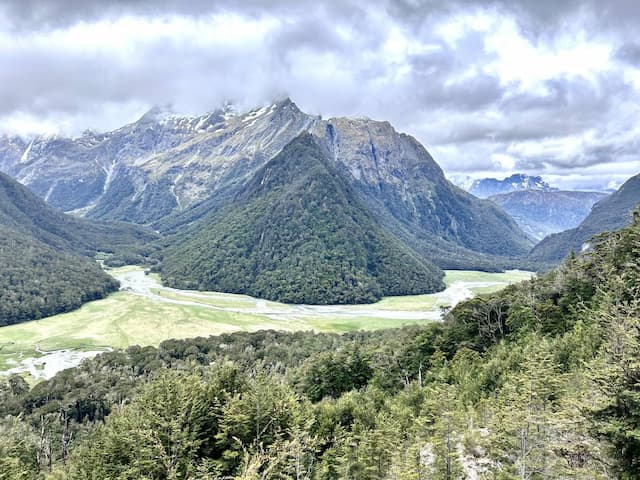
[0,230,119,325]
[159,134,445,304]
[0,171,158,325]
[2,209,639,478]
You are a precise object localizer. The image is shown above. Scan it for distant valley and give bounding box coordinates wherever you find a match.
[0,99,637,317]
[0,99,536,309]
[530,173,640,262]
[489,189,608,240]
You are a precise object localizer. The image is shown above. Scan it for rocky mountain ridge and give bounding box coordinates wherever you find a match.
[489,190,608,241]
[469,173,557,198]
[0,99,533,270]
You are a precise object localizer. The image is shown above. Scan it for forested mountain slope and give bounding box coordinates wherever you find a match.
[0,172,157,325]
[530,172,640,262]
[0,172,157,255]
[159,134,445,304]
[3,210,639,477]
[0,100,532,271]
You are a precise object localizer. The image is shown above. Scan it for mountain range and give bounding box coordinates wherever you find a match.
[0,98,637,309]
[469,173,557,198]
[0,99,533,278]
[489,190,608,241]
[529,173,640,263]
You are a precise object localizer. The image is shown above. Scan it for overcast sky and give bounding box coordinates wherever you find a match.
[0,0,638,190]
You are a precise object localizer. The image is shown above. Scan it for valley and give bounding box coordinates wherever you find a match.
[0,267,532,380]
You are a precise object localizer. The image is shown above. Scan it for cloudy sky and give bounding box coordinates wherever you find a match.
[0,0,638,190]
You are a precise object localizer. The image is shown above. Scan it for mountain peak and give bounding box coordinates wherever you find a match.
[470,173,556,198]
[136,104,176,124]
[161,133,445,304]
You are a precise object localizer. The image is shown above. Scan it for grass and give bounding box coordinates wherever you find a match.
[444,269,533,287]
[0,268,533,376]
[154,289,260,309]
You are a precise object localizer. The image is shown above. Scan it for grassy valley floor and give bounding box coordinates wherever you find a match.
[0,266,533,380]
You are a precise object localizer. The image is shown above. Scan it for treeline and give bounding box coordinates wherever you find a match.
[2,210,640,478]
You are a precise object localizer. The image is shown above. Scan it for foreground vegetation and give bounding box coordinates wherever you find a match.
[1,211,638,478]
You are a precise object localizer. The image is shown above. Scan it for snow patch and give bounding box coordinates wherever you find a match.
[19,139,34,163]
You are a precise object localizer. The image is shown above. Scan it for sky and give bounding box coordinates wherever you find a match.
[0,0,638,190]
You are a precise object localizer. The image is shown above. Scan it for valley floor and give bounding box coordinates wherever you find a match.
[0,267,532,380]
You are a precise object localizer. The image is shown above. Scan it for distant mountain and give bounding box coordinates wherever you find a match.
[470,174,557,198]
[0,99,533,271]
[529,173,640,263]
[0,172,158,325]
[159,134,445,304]
[489,190,608,241]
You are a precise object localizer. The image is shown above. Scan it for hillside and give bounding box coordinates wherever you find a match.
[2,209,640,478]
[0,172,158,256]
[489,190,607,240]
[469,173,556,198]
[0,100,532,270]
[530,173,640,262]
[159,134,445,304]
[0,172,157,325]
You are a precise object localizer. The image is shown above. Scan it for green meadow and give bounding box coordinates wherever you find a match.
[0,268,533,375]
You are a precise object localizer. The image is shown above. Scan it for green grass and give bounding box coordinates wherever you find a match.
[444,269,533,287]
[0,268,533,376]
[153,289,260,309]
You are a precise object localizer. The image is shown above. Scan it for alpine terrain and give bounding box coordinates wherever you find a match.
[489,190,608,240]
[469,173,557,198]
[0,99,533,276]
[529,173,640,263]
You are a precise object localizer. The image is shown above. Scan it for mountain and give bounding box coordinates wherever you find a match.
[0,100,315,223]
[489,190,608,240]
[529,173,640,263]
[470,173,557,198]
[159,134,445,304]
[5,204,640,478]
[0,99,533,270]
[0,172,158,256]
[0,172,158,325]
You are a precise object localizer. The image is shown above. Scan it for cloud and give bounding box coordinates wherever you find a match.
[0,0,638,191]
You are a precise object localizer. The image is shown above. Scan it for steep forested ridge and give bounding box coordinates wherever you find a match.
[0,172,157,325]
[0,172,157,256]
[530,172,640,263]
[2,210,640,478]
[159,134,445,304]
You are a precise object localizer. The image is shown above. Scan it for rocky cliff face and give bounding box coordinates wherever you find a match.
[0,99,533,267]
[489,190,608,240]
[0,99,318,222]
